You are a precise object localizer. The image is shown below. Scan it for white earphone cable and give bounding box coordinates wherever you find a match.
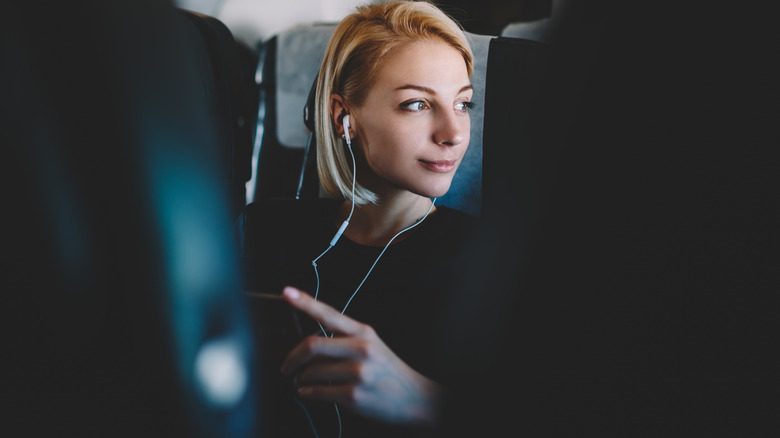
[339,198,435,315]
[302,115,436,438]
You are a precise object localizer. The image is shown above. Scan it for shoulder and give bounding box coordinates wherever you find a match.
[244,197,338,221]
[243,197,339,228]
[241,197,340,254]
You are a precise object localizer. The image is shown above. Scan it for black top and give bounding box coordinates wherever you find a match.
[241,198,478,437]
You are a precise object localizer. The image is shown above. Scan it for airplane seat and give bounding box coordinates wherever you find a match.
[176,9,258,220]
[249,24,336,202]
[439,36,555,437]
[481,36,551,219]
[4,2,259,436]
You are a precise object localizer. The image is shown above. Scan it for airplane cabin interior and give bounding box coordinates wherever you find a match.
[2,0,775,436]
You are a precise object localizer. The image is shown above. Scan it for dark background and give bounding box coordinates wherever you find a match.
[438,1,778,436]
[433,0,553,34]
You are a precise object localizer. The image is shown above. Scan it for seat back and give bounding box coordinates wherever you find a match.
[177,9,258,220]
[481,36,552,223]
[3,3,258,436]
[250,24,335,202]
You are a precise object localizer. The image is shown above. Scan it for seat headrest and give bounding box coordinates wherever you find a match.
[275,24,335,149]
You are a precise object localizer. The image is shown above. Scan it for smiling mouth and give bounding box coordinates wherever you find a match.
[419,159,457,173]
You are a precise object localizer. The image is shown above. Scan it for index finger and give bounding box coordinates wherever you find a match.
[283,286,365,336]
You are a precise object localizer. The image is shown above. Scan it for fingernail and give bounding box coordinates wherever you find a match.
[283,286,300,300]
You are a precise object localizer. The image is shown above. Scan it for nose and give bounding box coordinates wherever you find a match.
[433,109,468,147]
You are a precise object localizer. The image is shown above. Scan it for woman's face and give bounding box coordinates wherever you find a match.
[350,40,472,200]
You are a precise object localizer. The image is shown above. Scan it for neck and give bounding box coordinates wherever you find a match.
[339,192,435,247]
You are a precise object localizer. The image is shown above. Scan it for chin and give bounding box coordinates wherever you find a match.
[418,182,453,199]
[402,173,456,199]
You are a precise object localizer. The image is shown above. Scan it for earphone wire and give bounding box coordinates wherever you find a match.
[306,196,435,438]
[340,197,435,316]
[302,120,359,438]
[311,125,358,332]
[304,117,436,438]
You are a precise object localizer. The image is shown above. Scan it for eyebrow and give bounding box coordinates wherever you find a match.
[395,84,473,95]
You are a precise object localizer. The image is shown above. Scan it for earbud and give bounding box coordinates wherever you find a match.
[342,114,353,148]
[343,114,351,134]
[328,113,354,248]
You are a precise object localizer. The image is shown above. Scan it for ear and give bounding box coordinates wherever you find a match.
[329,94,352,137]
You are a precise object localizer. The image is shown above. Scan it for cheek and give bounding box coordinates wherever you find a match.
[362,120,417,160]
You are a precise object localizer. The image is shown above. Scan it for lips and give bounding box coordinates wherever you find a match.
[419,159,458,173]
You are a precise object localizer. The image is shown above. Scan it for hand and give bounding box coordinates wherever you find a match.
[280,286,443,426]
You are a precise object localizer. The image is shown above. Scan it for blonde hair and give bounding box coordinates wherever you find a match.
[316,1,473,205]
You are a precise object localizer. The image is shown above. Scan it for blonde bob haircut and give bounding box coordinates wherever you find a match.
[316,1,473,205]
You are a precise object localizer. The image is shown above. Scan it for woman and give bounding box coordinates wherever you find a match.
[242,2,478,436]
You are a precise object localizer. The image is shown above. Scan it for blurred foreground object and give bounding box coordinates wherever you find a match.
[2,1,259,436]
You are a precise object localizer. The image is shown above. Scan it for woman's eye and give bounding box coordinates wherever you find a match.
[455,101,476,112]
[401,100,428,112]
